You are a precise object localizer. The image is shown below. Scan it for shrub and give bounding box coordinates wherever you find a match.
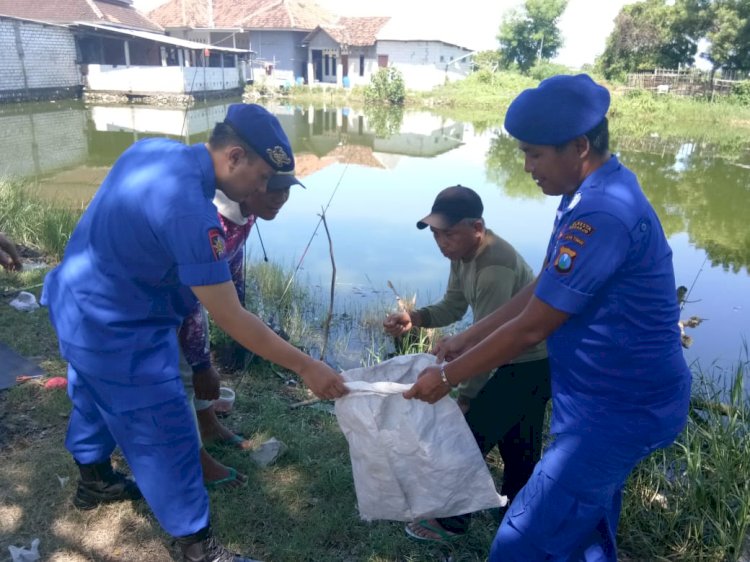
[364,67,406,106]
[730,80,750,105]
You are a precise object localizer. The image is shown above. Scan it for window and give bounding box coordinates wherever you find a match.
[440,55,445,62]
[324,54,329,75]
[359,54,365,76]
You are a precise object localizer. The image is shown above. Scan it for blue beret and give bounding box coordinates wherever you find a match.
[224,103,295,172]
[504,74,610,146]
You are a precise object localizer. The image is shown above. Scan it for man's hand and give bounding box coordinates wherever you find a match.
[298,359,349,400]
[402,365,452,404]
[0,233,22,272]
[431,332,473,363]
[193,366,221,401]
[383,311,413,337]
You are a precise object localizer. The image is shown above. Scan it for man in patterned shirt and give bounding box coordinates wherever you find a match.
[179,172,304,488]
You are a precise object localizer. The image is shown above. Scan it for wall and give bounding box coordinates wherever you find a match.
[343,46,378,88]
[84,64,240,93]
[376,40,472,91]
[0,17,81,102]
[251,30,307,84]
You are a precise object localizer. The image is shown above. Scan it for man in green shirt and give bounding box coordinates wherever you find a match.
[384,185,550,542]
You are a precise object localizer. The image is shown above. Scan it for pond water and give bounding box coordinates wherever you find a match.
[1,98,748,380]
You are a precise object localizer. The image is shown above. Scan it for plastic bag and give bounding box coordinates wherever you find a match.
[9,292,39,312]
[336,353,502,522]
[8,538,40,562]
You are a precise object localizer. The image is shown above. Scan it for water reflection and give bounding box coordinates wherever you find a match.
[0,99,747,371]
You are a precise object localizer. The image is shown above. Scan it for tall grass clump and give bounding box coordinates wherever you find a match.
[209,261,322,369]
[0,178,82,259]
[620,355,750,561]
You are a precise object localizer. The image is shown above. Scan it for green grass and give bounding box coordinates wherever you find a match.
[0,178,83,260]
[620,357,750,561]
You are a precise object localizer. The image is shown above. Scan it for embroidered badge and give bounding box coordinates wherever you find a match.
[569,220,594,235]
[554,246,577,273]
[266,146,292,169]
[208,228,226,260]
[561,232,585,246]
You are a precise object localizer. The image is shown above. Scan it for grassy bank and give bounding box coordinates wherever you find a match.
[2,255,750,561]
[0,179,83,261]
[274,70,750,159]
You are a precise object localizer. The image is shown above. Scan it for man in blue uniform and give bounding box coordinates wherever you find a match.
[404,74,691,561]
[42,104,348,562]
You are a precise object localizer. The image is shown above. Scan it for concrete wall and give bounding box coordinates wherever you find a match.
[84,64,241,94]
[343,46,379,88]
[251,30,307,84]
[377,40,472,91]
[0,17,81,102]
[0,106,87,178]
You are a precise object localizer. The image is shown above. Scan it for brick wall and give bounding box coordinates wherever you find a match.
[0,18,81,102]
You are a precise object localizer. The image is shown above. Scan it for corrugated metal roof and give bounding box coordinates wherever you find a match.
[73,21,249,53]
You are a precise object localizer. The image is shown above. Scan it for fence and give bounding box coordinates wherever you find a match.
[626,68,747,97]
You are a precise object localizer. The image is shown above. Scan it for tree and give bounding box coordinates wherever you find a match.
[703,0,750,72]
[496,0,568,73]
[597,0,711,80]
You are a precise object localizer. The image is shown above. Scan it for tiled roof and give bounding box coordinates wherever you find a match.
[0,0,162,31]
[149,0,335,30]
[316,16,390,47]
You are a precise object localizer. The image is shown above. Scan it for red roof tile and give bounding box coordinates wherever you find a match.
[0,0,161,31]
[316,16,389,47]
[149,0,335,30]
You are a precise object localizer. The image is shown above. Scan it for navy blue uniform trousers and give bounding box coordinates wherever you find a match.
[65,364,209,537]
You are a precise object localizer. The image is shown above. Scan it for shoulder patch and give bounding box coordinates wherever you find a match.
[554,246,577,273]
[208,228,226,260]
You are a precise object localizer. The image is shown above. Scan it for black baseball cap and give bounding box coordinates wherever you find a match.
[267,171,306,191]
[416,185,484,230]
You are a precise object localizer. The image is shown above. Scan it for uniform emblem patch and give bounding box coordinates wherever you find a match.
[554,246,577,273]
[208,228,226,260]
[266,146,292,169]
[569,220,594,235]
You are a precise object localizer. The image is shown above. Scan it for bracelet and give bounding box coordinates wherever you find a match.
[439,364,455,388]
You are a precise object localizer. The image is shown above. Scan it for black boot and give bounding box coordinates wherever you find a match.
[176,526,261,562]
[73,459,143,510]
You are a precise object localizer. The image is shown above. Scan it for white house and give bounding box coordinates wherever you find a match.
[374,18,474,91]
[302,17,390,88]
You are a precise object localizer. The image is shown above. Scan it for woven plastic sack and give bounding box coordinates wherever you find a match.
[335,353,503,522]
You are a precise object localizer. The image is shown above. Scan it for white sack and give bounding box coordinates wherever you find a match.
[336,353,502,522]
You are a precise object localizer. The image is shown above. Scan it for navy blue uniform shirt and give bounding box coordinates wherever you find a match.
[535,155,691,445]
[42,139,231,411]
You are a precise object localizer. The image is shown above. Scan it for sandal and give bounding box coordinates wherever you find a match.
[205,467,247,490]
[404,519,464,543]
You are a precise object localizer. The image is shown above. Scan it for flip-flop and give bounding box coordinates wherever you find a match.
[205,467,247,490]
[404,519,464,543]
[224,434,252,449]
[207,433,252,450]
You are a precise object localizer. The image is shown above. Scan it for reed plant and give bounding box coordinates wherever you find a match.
[0,178,82,260]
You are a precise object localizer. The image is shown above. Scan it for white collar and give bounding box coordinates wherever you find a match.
[213,189,248,225]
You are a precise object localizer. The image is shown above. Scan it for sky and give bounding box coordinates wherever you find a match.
[134,0,639,69]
